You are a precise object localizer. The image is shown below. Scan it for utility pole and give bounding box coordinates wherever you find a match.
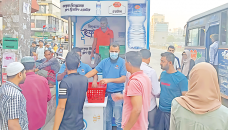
[1,0,31,83]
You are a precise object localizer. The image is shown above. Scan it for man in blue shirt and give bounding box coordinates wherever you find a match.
[57,47,98,87]
[53,51,88,130]
[155,52,188,130]
[85,42,127,130]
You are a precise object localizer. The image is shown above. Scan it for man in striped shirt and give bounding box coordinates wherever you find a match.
[0,62,28,130]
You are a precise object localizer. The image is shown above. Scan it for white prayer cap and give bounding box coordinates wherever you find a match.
[6,62,25,76]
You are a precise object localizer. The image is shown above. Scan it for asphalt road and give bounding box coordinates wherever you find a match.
[43,48,183,130]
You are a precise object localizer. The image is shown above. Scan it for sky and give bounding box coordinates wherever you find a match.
[150,0,228,30]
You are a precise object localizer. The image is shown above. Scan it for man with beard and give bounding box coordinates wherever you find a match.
[155,52,188,130]
[86,42,127,130]
[0,62,28,130]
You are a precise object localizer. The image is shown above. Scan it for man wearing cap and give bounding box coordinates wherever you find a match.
[19,56,52,130]
[35,50,60,87]
[0,62,28,130]
[57,47,98,87]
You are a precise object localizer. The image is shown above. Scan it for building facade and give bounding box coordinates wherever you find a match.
[31,0,68,44]
[150,13,169,45]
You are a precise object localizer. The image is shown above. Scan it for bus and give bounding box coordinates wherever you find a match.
[184,3,228,106]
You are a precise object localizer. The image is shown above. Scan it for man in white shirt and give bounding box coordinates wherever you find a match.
[167,45,181,71]
[140,49,160,130]
[36,40,45,61]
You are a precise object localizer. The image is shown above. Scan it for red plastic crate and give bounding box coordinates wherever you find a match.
[87,82,107,103]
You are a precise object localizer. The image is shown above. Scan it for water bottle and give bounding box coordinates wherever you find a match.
[128,0,146,49]
[91,57,95,64]
[96,1,101,16]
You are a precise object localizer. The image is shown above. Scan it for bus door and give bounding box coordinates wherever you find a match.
[205,22,219,62]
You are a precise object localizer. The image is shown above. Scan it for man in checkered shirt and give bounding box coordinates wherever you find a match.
[0,62,28,130]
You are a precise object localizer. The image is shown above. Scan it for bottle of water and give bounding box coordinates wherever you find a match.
[91,57,95,64]
[128,0,146,49]
[96,1,101,16]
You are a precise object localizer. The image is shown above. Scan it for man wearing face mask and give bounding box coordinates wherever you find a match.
[57,47,98,87]
[85,42,127,130]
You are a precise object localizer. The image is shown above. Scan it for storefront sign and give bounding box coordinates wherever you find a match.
[60,1,127,16]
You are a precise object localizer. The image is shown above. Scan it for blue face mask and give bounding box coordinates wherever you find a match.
[110,52,119,60]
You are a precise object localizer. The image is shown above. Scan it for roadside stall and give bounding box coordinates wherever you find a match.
[58,0,151,129]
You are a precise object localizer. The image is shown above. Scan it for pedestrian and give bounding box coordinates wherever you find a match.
[170,62,228,130]
[19,56,52,130]
[181,50,195,79]
[209,34,219,73]
[53,51,88,130]
[167,45,181,71]
[36,40,45,62]
[35,50,60,88]
[57,47,98,87]
[56,45,63,57]
[139,49,160,130]
[30,41,38,56]
[112,51,151,130]
[0,62,28,130]
[85,42,127,130]
[53,44,58,52]
[155,52,188,130]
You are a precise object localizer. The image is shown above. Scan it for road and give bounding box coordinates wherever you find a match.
[43,48,183,130]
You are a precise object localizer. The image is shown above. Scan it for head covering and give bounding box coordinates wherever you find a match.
[175,62,221,114]
[21,56,35,63]
[181,50,191,76]
[6,62,25,76]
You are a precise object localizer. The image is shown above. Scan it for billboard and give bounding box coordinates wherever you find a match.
[76,16,126,67]
[61,1,127,16]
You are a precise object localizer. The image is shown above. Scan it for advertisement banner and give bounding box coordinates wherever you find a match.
[61,1,127,16]
[76,16,126,67]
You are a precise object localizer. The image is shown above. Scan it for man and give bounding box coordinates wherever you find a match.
[86,43,127,130]
[209,34,219,73]
[167,45,181,71]
[19,56,52,130]
[112,51,152,130]
[53,51,88,130]
[57,47,98,87]
[36,40,45,61]
[90,17,114,64]
[56,45,63,57]
[30,41,38,56]
[139,49,160,130]
[45,43,53,52]
[155,52,188,130]
[0,62,28,130]
[35,50,60,87]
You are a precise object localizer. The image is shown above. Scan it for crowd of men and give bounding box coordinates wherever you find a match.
[0,36,228,130]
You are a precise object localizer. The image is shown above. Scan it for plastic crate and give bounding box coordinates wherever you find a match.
[87,82,107,103]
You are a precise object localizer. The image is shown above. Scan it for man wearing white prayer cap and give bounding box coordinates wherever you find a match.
[0,62,28,130]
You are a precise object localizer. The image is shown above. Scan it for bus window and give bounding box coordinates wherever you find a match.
[199,28,205,46]
[188,28,199,46]
[220,11,228,46]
